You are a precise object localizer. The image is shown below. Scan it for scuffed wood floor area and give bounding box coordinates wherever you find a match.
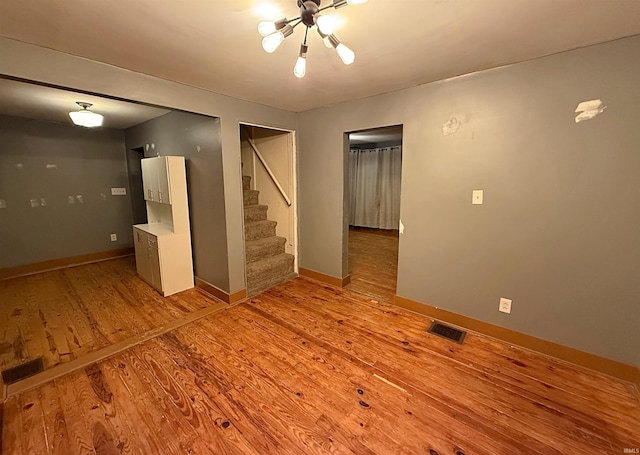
[346,227,399,302]
[0,257,213,374]
[3,278,639,454]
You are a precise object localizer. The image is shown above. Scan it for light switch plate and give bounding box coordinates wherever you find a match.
[472,190,483,205]
[111,187,127,196]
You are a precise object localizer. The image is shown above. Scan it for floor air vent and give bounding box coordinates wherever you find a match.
[428,322,466,344]
[1,357,44,385]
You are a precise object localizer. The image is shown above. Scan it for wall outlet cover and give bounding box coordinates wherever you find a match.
[110,233,117,242]
[111,187,127,196]
[499,298,512,314]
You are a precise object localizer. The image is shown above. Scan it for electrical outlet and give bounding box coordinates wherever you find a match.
[110,233,117,242]
[111,187,127,196]
[499,298,512,314]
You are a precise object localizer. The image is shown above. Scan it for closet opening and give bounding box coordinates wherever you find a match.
[344,125,403,303]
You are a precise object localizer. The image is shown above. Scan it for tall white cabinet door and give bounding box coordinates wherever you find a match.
[141,159,155,202]
[156,158,171,204]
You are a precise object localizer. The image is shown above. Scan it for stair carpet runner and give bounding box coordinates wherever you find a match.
[243,175,296,296]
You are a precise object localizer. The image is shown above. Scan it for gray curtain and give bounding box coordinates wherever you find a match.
[349,146,402,229]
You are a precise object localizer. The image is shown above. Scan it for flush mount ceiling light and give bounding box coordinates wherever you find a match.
[69,101,104,127]
[258,0,368,78]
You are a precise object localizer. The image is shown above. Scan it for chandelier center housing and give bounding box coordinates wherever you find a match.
[300,1,320,27]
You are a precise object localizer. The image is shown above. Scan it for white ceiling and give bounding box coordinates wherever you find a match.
[1,0,640,112]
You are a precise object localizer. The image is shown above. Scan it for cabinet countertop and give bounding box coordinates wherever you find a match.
[133,223,175,237]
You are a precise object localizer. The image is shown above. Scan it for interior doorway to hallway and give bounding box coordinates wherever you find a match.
[344,125,403,303]
[127,146,147,225]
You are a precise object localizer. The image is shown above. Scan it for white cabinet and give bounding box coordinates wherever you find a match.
[134,156,193,297]
[134,228,162,291]
[142,156,172,204]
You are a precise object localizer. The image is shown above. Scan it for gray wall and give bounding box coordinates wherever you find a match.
[124,111,229,291]
[0,114,132,268]
[298,35,640,368]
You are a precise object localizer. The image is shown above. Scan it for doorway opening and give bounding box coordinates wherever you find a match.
[127,146,147,225]
[239,124,298,296]
[344,125,403,303]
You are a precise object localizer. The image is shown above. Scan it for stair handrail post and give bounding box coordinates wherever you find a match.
[246,136,292,207]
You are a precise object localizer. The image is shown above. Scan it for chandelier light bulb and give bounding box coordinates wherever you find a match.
[261,24,293,53]
[262,32,285,52]
[336,43,355,65]
[327,34,355,65]
[258,18,288,37]
[258,21,276,37]
[316,15,335,35]
[294,56,307,78]
[333,0,367,8]
[293,44,308,78]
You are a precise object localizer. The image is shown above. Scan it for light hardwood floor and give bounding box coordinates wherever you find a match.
[346,227,399,303]
[0,257,218,376]
[2,273,639,454]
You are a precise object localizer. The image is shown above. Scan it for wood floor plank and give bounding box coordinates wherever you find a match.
[82,363,139,455]
[99,354,184,454]
[139,340,273,455]
[39,381,71,455]
[174,323,361,454]
[55,372,101,455]
[36,273,80,368]
[1,397,22,455]
[19,388,48,455]
[157,332,317,455]
[133,343,246,454]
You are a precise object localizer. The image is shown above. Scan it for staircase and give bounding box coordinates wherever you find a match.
[243,175,296,296]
